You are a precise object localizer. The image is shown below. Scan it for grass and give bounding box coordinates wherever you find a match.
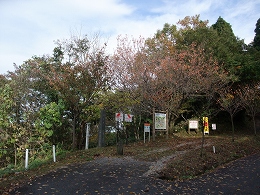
[1,133,260,194]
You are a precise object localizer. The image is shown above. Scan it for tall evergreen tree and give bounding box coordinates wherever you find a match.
[212,17,242,80]
[253,18,260,51]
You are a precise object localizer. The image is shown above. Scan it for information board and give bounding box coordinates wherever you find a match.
[155,113,166,129]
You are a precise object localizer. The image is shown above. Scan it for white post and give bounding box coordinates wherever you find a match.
[53,145,56,162]
[25,149,29,169]
[85,123,91,149]
[213,146,216,153]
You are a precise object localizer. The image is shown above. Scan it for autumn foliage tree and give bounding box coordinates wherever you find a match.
[217,85,243,141]
[237,82,260,135]
[44,35,110,149]
[110,31,230,131]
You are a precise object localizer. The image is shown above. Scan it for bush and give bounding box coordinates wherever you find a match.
[173,121,188,133]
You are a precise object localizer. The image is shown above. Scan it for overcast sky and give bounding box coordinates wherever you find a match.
[1,0,260,74]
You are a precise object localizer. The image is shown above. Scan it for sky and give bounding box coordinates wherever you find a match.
[1,0,260,74]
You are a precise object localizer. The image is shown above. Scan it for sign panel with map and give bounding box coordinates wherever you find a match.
[155,113,166,129]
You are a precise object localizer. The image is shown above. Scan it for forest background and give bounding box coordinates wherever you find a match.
[1,15,260,168]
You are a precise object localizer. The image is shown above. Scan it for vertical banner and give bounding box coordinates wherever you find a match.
[203,117,209,135]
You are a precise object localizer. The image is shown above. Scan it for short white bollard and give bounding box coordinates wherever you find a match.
[53,145,56,162]
[213,146,216,153]
[25,149,29,169]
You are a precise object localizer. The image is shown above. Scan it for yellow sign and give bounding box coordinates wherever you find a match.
[203,117,209,135]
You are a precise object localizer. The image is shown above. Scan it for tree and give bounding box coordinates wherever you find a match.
[217,85,242,141]
[110,32,230,133]
[237,82,260,135]
[45,34,110,149]
[253,18,260,51]
[0,83,17,165]
[212,17,243,79]
[0,63,56,166]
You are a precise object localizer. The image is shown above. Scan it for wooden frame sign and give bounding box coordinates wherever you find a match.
[188,120,198,133]
[152,108,169,141]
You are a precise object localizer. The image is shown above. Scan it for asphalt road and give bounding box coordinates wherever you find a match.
[9,153,260,195]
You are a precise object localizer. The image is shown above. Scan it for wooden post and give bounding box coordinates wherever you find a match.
[166,110,169,139]
[153,108,155,141]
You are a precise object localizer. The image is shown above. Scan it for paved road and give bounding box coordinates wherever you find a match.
[9,153,260,195]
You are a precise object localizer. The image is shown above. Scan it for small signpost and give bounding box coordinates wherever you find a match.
[188,120,199,134]
[144,123,151,143]
[115,112,134,155]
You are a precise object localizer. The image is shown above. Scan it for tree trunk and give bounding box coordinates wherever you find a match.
[253,115,257,136]
[231,115,235,142]
[72,115,76,149]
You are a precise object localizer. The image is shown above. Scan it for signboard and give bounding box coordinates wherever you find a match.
[115,113,133,122]
[188,120,199,134]
[203,117,209,135]
[152,109,168,141]
[212,123,216,130]
[144,123,150,143]
[155,113,166,129]
[144,123,150,132]
[124,114,133,122]
[189,120,198,129]
[115,113,123,122]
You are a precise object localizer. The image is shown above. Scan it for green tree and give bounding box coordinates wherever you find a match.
[212,17,243,79]
[253,18,260,50]
[45,35,110,149]
[35,101,64,142]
